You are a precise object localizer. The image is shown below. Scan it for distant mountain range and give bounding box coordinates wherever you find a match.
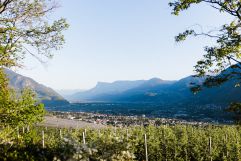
[68,66,241,106]
[5,65,240,109]
[56,89,85,98]
[4,69,69,107]
[69,80,147,102]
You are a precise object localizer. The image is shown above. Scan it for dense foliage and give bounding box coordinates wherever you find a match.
[0,125,240,161]
[0,68,45,128]
[227,102,241,124]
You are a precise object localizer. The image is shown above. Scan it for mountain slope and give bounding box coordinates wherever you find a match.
[67,65,241,106]
[113,74,241,105]
[4,69,69,107]
[68,78,176,102]
[69,80,147,102]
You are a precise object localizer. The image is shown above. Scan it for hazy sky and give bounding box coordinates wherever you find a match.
[18,0,232,90]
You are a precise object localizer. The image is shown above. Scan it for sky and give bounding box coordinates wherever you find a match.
[18,0,233,90]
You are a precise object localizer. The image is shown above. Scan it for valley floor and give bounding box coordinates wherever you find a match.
[41,116,106,129]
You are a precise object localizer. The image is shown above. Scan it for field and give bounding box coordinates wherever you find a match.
[0,125,240,161]
[41,116,106,129]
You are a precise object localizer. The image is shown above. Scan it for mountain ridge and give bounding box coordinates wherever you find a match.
[4,69,69,107]
[68,66,241,106]
[69,79,147,102]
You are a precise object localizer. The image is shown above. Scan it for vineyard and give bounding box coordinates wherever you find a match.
[0,125,240,161]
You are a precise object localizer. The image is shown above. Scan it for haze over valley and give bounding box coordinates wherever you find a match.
[6,65,241,123]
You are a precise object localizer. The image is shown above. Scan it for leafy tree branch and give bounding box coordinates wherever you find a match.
[170,0,241,123]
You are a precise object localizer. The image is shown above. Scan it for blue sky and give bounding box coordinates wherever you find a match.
[18,0,232,90]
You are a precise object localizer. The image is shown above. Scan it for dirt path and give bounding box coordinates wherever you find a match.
[41,116,106,129]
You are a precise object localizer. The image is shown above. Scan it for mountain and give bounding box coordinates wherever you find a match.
[4,69,69,107]
[56,89,85,97]
[69,80,147,102]
[190,64,241,105]
[68,65,241,106]
[112,74,241,105]
[69,78,176,102]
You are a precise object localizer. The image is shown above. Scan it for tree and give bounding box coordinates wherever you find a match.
[0,0,69,68]
[0,0,69,129]
[226,102,241,124]
[0,0,14,14]
[0,68,45,127]
[169,0,241,123]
